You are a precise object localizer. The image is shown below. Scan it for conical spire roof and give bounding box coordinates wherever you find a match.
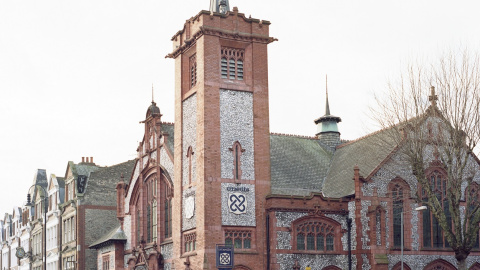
[314,76,341,135]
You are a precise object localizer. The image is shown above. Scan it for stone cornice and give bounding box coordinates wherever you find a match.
[166,25,276,59]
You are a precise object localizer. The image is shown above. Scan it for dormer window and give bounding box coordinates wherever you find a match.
[221,47,244,81]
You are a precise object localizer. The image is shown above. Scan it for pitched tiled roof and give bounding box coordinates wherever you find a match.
[270,134,333,196]
[89,225,127,249]
[322,128,398,198]
[161,122,175,156]
[83,160,136,206]
[72,163,100,177]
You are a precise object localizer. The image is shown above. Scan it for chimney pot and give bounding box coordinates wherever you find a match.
[90,157,93,163]
[82,157,85,163]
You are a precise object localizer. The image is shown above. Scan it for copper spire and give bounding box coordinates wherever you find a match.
[325,74,330,115]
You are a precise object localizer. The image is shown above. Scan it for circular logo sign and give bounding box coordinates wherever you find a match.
[228,193,247,215]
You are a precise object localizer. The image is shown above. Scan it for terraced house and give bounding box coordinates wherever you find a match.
[60,158,135,270]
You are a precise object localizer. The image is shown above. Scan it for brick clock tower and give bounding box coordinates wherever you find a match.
[167,1,276,269]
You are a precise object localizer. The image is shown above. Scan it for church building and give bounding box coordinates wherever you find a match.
[91,1,480,269]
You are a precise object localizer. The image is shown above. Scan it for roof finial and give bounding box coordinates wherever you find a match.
[325,74,331,115]
[152,83,155,104]
[429,85,438,106]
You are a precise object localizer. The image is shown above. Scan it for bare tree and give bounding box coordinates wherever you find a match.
[372,50,480,270]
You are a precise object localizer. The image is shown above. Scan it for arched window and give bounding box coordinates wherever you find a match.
[152,200,157,242]
[375,207,382,246]
[294,218,339,252]
[147,204,151,242]
[187,147,194,184]
[229,141,245,180]
[136,209,141,245]
[423,259,456,270]
[470,262,480,270]
[466,183,480,248]
[297,233,305,250]
[164,178,172,239]
[190,54,197,88]
[391,262,412,270]
[422,170,451,248]
[392,184,404,247]
[220,47,245,81]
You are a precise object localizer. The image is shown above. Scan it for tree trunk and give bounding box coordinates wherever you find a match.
[457,258,467,270]
[455,250,469,270]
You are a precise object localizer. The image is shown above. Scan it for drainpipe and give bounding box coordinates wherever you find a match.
[266,213,270,270]
[347,217,352,270]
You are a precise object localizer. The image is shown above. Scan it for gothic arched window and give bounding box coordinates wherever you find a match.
[294,218,339,252]
[392,184,404,247]
[187,146,194,184]
[152,200,157,243]
[466,183,480,248]
[229,141,245,180]
[422,170,451,248]
[220,47,244,81]
[190,54,197,88]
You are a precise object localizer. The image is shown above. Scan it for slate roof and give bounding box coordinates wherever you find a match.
[71,162,101,177]
[270,134,333,196]
[82,160,136,206]
[322,128,398,198]
[161,122,175,156]
[141,121,398,199]
[89,225,127,249]
[57,177,65,204]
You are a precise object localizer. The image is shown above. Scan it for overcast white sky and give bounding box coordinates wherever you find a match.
[1,0,479,216]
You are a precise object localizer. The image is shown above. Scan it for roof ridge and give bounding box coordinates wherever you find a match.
[270,132,317,140]
[161,121,174,126]
[336,126,394,149]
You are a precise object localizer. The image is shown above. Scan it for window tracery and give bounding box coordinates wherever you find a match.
[184,232,196,253]
[225,230,252,249]
[294,219,338,252]
[392,184,404,247]
[221,47,244,81]
[422,169,451,248]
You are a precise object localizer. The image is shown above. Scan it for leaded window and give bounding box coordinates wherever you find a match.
[184,232,196,253]
[295,220,337,252]
[147,205,151,242]
[392,184,403,247]
[422,170,451,248]
[136,209,141,245]
[152,200,157,242]
[225,230,252,249]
